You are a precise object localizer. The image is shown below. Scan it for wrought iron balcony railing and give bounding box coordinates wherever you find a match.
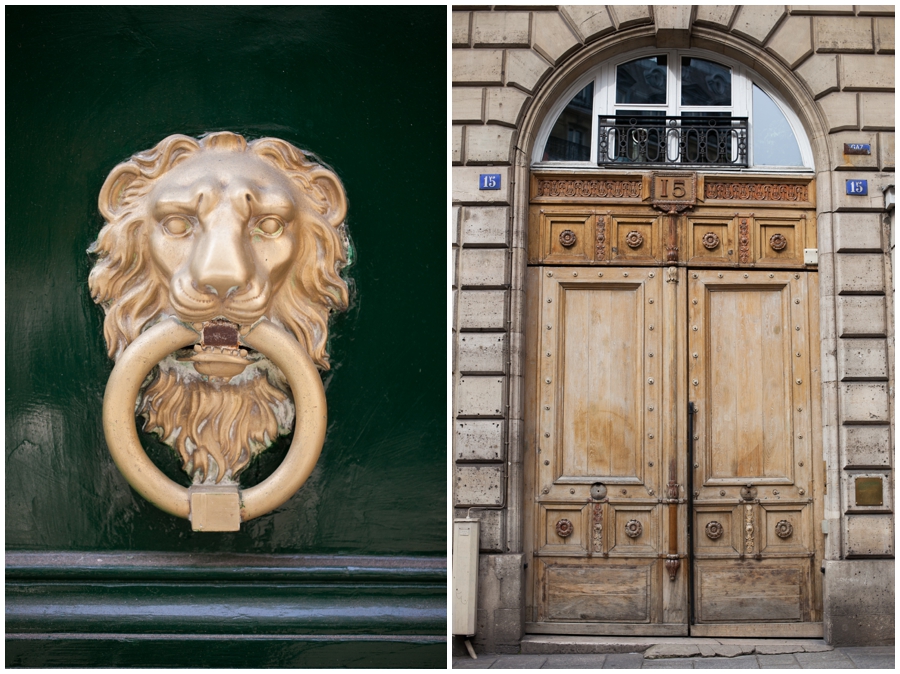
[597,115,749,168]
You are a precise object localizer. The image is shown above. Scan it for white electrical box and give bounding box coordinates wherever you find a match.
[452,518,480,636]
[804,248,818,265]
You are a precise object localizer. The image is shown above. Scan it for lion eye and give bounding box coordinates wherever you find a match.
[163,216,192,237]
[254,217,284,238]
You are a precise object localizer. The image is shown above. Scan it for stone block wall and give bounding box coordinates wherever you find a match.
[452,5,894,650]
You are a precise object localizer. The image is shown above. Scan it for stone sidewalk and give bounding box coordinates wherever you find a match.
[452,645,894,669]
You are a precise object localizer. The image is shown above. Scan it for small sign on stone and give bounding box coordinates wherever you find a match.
[846,179,868,195]
[479,174,501,190]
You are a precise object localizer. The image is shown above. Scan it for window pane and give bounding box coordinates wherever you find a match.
[752,85,802,166]
[543,82,593,161]
[681,57,731,106]
[616,56,667,104]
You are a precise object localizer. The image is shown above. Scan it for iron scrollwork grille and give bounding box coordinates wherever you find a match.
[597,115,748,168]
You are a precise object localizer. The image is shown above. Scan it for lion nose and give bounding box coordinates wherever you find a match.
[191,223,252,299]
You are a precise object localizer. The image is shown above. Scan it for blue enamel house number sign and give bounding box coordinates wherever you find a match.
[479,174,501,190]
[846,179,868,196]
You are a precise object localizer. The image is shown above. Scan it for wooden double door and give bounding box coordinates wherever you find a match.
[526,265,823,636]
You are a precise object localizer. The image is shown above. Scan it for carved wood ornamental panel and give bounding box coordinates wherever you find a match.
[525,171,823,638]
[528,173,817,269]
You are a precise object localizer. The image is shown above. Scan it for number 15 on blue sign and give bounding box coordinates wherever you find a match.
[846,179,868,195]
[479,174,501,190]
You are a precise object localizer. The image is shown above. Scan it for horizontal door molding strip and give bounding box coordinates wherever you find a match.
[6,550,446,584]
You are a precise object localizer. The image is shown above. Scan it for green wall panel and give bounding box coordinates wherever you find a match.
[6,6,446,555]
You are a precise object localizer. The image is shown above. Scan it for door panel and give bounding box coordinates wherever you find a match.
[689,270,820,635]
[532,268,687,634]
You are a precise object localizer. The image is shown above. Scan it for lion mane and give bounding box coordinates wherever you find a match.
[88,132,350,483]
[89,131,349,367]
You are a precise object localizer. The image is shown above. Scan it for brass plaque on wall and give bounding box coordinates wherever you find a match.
[855,477,883,506]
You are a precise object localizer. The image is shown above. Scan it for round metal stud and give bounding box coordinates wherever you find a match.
[573,272,578,277]
[795,299,800,304]
[624,520,643,538]
[692,299,698,305]
[799,489,805,495]
[547,324,552,330]
[544,460,549,465]
[649,325,654,331]
[718,273,724,278]
[796,379,802,384]
[545,378,551,384]
[547,298,552,303]
[648,433,654,439]
[692,325,698,331]
[775,520,793,538]
[623,272,629,277]
[693,273,698,279]
[598,272,603,277]
[769,273,774,278]
[590,483,607,500]
[570,488,575,494]
[558,230,577,247]
[544,405,550,410]
[705,521,724,539]
[649,272,655,278]
[648,405,654,411]
[743,273,749,279]
[649,299,654,304]
[648,378,655,385]
[769,233,788,251]
[544,432,550,438]
[693,352,699,358]
[547,272,553,277]
[702,232,720,250]
[720,490,726,496]
[693,379,699,386]
[556,519,574,538]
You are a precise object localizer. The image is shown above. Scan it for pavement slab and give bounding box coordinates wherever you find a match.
[693,655,760,668]
[541,654,607,669]
[642,659,697,668]
[794,650,857,669]
[488,654,548,668]
[842,648,895,669]
[603,653,645,668]
[452,656,498,669]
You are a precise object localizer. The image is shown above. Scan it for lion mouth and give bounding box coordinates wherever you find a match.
[178,319,254,379]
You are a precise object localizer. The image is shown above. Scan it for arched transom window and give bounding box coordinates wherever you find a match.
[535,49,813,171]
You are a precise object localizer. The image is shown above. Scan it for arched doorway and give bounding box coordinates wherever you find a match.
[520,47,825,637]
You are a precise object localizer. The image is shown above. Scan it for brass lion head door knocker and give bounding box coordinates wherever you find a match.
[88,132,349,531]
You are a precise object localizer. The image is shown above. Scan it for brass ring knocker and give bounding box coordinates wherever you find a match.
[102,317,326,530]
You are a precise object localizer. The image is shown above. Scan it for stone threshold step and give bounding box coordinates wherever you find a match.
[520,635,833,659]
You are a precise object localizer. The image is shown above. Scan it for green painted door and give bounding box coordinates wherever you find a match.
[6,7,446,667]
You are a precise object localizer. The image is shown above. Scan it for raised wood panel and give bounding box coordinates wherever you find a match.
[608,504,658,555]
[608,213,662,263]
[695,560,811,623]
[685,212,736,265]
[538,503,590,555]
[537,208,594,264]
[691,271,811,487]
[755,212,807,267]
[538,559,655,623]
[543,270,663,490]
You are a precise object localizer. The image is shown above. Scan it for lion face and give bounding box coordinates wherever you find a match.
[147,150,302,329]
[89,132,350,484]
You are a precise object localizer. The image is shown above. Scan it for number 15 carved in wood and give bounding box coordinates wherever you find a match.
[651,172,697,210]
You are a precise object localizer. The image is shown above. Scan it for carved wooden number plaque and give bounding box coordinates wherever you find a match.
[651,171,697,213]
